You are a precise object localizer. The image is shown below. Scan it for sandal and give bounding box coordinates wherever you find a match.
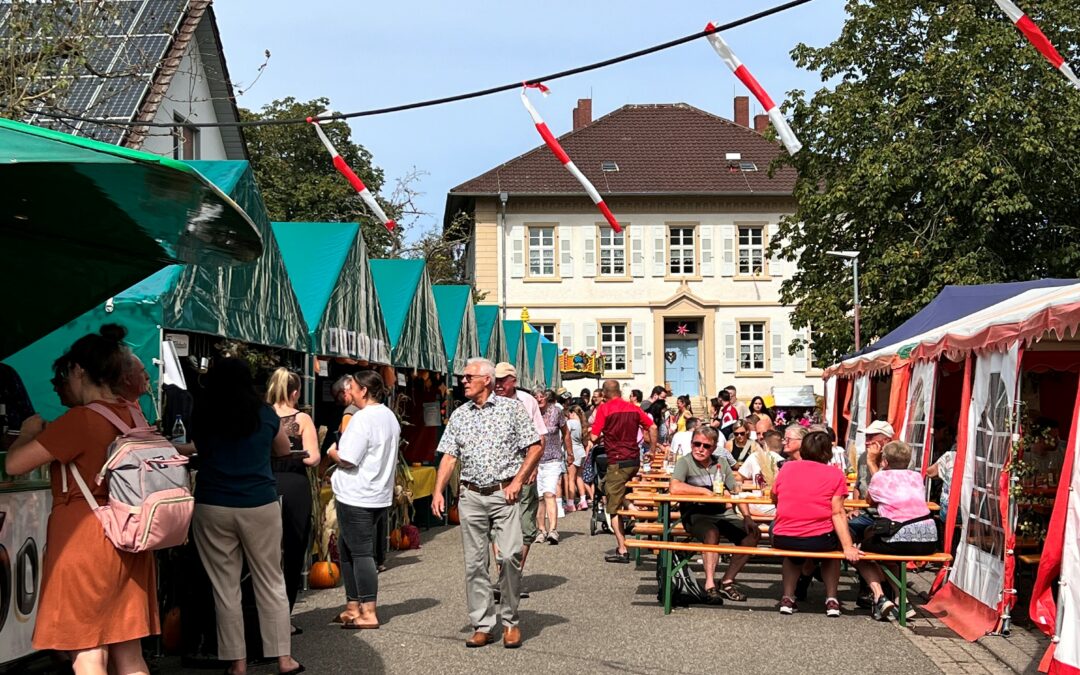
[719,581,747,602]
[705,586,725,605]
[604,551,630,564]
[342,618,380,630]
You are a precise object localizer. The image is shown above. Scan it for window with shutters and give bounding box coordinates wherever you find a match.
[668,225,696,276]
[737,321,767,372]
[527,225,557,278]
[600,322,628,373]
[598,225,626,277]
[737,225,765,276]
[532,323,557,343]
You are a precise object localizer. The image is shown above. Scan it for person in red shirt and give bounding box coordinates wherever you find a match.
[590,380,656,563]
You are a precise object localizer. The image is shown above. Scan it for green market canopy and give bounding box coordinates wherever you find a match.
[503,320,535,388]
[272,222,391,364]
[540,336,560,390]
[523,329,546,390]
[369,259,448,373]
[5,160,307,420]
[475,305,508,364]
[432,285,480,375]
[0,118,262,359]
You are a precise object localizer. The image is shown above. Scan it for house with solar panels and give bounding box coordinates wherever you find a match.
[15,0,245,161]
[445,97,819,406]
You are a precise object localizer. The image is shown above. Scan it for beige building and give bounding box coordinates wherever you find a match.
[445,98,819,401]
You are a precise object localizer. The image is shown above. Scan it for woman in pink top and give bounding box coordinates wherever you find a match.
[858,441,938,621]
[771,431,861,616]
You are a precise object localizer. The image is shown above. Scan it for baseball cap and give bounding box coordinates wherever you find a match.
[494,362,517,379]
[865,420,895,438]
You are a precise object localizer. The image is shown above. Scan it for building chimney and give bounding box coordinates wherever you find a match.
[573,98,592,131]
[754,114,769,133]
[734,96,750,128]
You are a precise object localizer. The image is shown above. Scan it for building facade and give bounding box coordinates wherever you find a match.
[446,98,820,401]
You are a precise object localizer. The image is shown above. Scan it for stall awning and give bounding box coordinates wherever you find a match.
[272,222,392,364]
[1,118,262,359]
[503,320,532,386]
[523,329,545,390]
[432,285,480,375]
[475,305,508,364]
[369,259,448,372]
[540,337,559,389]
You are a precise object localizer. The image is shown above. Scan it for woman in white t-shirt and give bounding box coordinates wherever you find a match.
[330,370,401,629]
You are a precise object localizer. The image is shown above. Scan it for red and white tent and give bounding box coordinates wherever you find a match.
[824,281,1080,669]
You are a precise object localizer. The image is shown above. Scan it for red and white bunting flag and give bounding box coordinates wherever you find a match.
[520,86,622,233]
[993,0,1080,89]
[307,116,396,231]
[704,24,803,155]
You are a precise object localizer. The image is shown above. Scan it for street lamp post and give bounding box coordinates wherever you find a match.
[826,250,861,351]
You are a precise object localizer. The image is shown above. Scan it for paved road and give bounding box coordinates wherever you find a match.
[159,507,949,674]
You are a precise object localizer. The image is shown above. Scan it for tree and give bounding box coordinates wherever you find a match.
[773,0,1080,364]
[240,97,401,257]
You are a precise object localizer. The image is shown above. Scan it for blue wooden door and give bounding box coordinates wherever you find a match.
[664,339,699,397]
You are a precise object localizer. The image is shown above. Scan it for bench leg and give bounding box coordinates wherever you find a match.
[881,563,908,628]
[662,502,673,615]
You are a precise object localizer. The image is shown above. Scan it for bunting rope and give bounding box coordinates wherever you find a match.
[992,0,1080,89]
[520,84,622,233]
[308,116,396,231]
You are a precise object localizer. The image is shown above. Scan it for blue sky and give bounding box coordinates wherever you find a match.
[214,0,848,239]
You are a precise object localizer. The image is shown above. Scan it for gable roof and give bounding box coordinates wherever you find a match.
[448,103,796,201]
[369,259,448,372]
[432,285,480,375]
[475,305,508,364]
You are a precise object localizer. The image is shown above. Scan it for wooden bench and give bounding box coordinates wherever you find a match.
[626,538,952,623]
[1018,553,1042,565]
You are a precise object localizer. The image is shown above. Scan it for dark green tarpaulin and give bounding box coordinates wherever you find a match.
[271,222,391,364]
[369,260,448,373]
[1,118,262,359]
[5,160,308,421]
[541,338,559,389]
[523,330,545,390]
[475,305,508,364]
[503,320,532,386]
[432,285,480,375]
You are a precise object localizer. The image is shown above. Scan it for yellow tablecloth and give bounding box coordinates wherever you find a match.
[409,466,437,500]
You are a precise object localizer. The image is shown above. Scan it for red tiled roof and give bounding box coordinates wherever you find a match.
[450,103,796,196]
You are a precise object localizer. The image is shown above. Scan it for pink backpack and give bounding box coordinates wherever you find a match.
[63,403,194,553]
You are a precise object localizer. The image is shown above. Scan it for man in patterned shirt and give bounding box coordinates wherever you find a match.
[432,358,542,649]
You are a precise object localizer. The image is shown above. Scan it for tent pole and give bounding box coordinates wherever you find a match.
[304,354,316,422]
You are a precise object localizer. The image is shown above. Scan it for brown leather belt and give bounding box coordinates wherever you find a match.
[460,479,512,496]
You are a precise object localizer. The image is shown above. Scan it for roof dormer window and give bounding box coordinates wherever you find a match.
[601,160,619,172]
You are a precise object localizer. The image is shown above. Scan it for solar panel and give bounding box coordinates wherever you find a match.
[63,77,104,112]
[132,0,186,36]
[93,78,151,118]
[122,34,171,72]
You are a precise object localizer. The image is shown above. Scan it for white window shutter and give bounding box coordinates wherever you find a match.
[769,223,784,278]
[720,225,735,277]
[510,225,524,278]
[794,329,808,373]
[560,235,573,278]
[632,321,647,374]
[582,233,596,278]
[562,322,574,352]
[721,320,737,373]
[651,225,666,276]
[771,327,785,373]
[700,226,715,276]
[631,229,644,277]
[583,321,597,351]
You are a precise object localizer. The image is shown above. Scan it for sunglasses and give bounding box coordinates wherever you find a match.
[462,374,486,382]
[733,431,748,436]
[691,441,715,450]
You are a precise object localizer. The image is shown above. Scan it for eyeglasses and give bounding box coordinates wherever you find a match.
[784,436,800,443]
[462,374,486,382]
[691,441,715,450]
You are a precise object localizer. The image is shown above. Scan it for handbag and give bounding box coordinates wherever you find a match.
[869,512,935,539]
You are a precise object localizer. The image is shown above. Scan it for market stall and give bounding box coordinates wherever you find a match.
[823,280,1080,666]
[432,285,480,377]
[474,304,509,364]
[540,335,560,391]
[0,125,263,667]
[503,319,536,389]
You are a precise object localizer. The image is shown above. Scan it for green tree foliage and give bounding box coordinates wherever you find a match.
[240,97,400,257]
[774,0,1080,363]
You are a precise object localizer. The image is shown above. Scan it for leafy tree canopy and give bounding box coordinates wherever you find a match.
[774,0,1080,364]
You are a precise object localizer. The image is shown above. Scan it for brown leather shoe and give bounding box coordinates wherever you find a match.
[502,625,522,648]
[465,631,494,648]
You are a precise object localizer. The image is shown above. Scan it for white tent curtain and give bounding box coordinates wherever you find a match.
[950,344,1019,611]
[901,360,936,471]
[824,375,837,430]
[1054,446,1080,671]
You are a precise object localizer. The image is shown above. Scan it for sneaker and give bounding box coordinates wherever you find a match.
[565,502,576,513]
[871,596,896,622]
[825,598,841,617]
[577,498,588,510]
[855,593,874,609]
[795,574,813,601]
[556,503,566,518]
[547,530,560,545]
[779,597,798,615]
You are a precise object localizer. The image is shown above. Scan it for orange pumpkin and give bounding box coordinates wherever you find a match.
[308,561,341,589]
[400,534,411,549]
[162,607,182,654]
[389,528,403,549]
[448,504,460,525]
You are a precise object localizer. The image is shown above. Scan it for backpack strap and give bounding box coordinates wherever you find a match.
[66,463,99,508]
[85,402,134,435]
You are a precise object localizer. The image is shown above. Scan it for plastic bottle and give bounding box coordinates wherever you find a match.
[171,415,187,444]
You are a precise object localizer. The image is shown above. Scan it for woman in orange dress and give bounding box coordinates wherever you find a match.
[4,325,158,675]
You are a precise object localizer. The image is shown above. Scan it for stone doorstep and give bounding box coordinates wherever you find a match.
[903,568,1051,675]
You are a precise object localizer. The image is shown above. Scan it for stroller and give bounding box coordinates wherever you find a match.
[585,444,613,536]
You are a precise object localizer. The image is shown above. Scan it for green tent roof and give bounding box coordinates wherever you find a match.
[540,338,559,389]
[524,330,546,389]
[271,222,392,364]
[475,305,508,364]
[432,285,480,375]
[369,259,448,372]
[1,118,261,359]
[503,320,529,385]
[5,160,308,420]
